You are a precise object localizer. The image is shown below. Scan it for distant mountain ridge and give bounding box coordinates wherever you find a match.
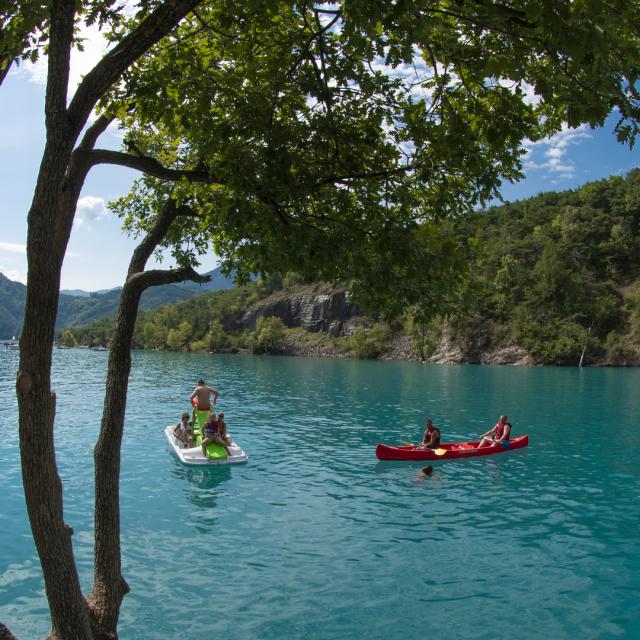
[0,267,235,337]
[60,268,235,298]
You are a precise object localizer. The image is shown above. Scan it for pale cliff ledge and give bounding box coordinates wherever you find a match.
[381,335,536,365]
[221,286,639,366]
[223,286,539,364]
[426,334,536,366]
[279,330,538,365]
[223,284,363,335]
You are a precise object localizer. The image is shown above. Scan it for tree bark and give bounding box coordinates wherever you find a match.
[0,58,13,86]
[0,621,19,640]
[17,2,203,638]
[87,200,209,637]
[17,2,95,635]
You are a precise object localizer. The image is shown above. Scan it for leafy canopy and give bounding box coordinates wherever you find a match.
[12,1,639,316]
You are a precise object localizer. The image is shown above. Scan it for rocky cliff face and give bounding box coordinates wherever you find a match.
[221,286,544,365]
[223,289,363,336]
[427,332,536,365]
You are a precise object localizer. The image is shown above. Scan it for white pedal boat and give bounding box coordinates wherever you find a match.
[164,426,248,465]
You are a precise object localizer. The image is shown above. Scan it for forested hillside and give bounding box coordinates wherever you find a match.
[446,169,640,365]
[0,274,25,338]
[0,268,234,337]
[60,277,289,351]
[60,170,640,365]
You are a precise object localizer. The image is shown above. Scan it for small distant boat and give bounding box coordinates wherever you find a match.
[4,336,19,351]
[375,435,529,461]
[90,345,108,351]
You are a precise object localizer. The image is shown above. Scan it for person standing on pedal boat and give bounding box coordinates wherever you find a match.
[191,378,219,411]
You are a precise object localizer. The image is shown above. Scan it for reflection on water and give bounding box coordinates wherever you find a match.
[1,350,640,640]
[172,462,233,510]
[170,458,232,488]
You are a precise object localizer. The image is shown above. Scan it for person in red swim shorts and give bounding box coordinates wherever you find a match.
[190,378,219,411]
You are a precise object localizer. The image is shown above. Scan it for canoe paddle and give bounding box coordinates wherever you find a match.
[404,440,447,456]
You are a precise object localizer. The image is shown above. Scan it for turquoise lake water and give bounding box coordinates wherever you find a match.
[1,349,639,639]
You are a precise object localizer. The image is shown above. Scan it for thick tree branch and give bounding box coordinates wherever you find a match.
[67,0,202,135]
[128,200,200,274]
[78,115,115,151]
[126,265,210,293]
[58,116,116,254]
[86,149,220,184]
[64,116,114,197]
[0,58,13,86]
[323,164,416,184]
[46,0,75,129]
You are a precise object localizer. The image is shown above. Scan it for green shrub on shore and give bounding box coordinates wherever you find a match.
[252,316,288,354]
[350,324,391,359]
[605,331,637,365]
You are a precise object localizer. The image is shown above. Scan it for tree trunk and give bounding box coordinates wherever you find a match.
[87,200,209,637]
[18,130,94,640]
[15,1,203,636]
[0,621,19,640]
[86,283,140,637]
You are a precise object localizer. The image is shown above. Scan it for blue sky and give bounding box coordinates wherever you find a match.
[0,37,638,291]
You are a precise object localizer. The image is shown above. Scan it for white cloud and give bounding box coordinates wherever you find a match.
[544,147,564,159]
[75,196,108,227]
[17,22,111,92]
[522,124,592,179]
[0,242,26,254]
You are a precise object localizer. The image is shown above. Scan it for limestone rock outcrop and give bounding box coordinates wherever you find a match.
[223,289,363,334]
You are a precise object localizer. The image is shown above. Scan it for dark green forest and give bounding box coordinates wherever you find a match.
[60,170,640,366]
[449,168,640,365]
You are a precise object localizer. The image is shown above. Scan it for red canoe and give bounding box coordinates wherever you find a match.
[375,435,529,461]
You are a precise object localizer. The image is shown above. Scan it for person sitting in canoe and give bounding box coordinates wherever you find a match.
[191,378,219,411]
[201,412,232,458]
[477,415,511,448]
[174,411,195,447]
[416,418,441,449]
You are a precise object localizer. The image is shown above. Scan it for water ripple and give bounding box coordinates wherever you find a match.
[1,351,639,639]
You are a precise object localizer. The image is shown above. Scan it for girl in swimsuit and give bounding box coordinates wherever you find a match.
[174,411,194,447]
[201,412,231,457]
